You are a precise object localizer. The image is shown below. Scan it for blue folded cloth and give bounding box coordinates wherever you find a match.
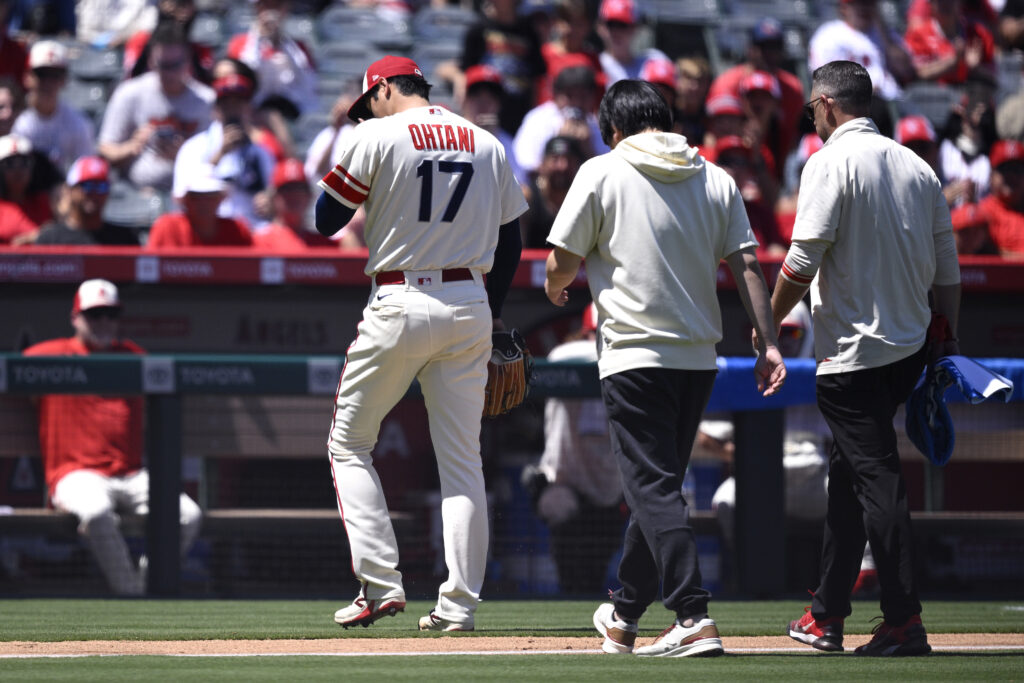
[905,355,1015,466]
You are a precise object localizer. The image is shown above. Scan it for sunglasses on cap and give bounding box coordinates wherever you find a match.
[82,307,121,321]
[77,180,110,194]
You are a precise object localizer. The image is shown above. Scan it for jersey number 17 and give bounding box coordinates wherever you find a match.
[416,160,474,222]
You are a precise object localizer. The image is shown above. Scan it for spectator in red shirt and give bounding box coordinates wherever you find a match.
[0,133,52,240]
[905,0,996,85]
[22,279,202,595]
[147,173,252,248]
[951,139,1024,257]
[253,158,336,251]
[707,18,804,161]
[709,135,786,255]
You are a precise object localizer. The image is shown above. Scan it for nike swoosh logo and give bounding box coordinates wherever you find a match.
[376,293,392,301]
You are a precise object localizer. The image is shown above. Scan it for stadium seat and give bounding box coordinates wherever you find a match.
[62,78,108,126]
[188,12,226,49]
[412,6,479,42]
[283,13,318,49]
[318,43,388,82]
[903,81,962,131]
[644,0,721,25]
[66,43,122,82]
[102,183,169,231]
[410,42,463,83]
[316,5,412,51]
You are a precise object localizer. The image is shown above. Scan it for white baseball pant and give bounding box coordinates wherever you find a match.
[328,270,490,626]
[52,468,202,595]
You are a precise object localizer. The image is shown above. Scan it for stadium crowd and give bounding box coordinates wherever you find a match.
[0,0,1022,257]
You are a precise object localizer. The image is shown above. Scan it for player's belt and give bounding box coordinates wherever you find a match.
[374,269,475,285]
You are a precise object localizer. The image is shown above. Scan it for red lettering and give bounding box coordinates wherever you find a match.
[408,124,425,150]
[420,123,438,150]
[443,125,458,151]
[432,124,445,148]
[457,126,472,152]
[469,128,475,153]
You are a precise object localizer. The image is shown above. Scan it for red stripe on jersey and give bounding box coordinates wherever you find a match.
[781,262,815,285]
[322,167,369,204]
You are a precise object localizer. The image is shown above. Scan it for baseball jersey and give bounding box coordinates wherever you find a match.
[147,212,253,248]
[547,131,757,378]
[781,118,961,375]
[319,105,527,274]
[808,20,906,100]
[23,337,145,492]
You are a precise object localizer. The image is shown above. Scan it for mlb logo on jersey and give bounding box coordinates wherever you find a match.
[418,277,433,285]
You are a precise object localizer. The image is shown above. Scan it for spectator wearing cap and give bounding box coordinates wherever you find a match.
[640,57,677,109]
[809,0,915,102]
[738,70,786,184]
[12,40,95,173]
[447,0,547,134]
[520,135,585,248]
[122,0,214,84]
[147,172,252,248]
[210,58,284,160]
[513,62,609,177]
[951,140,1024,257]
[459,64,527,187]
[709,135,786,255]
[702,93,746,151]
[172,68,275,231]
[673,56,711,146]
[905,0,995,85]
[707,18,805,160]
[776,133,824,243]
[0,132,54,232]
[252,157,338,250]
[596,0,670,86]
[97,22,214,193]
[225,0,316,124]
[23,278,202,596]
[32,156,138,245]
[895,114,958,200]
[538,0,604,105]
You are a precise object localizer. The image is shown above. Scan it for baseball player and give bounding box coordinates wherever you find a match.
[314,56,527,632]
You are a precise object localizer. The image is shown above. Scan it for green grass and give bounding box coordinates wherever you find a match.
[1,599,1022,641]
[1,600,1021,681]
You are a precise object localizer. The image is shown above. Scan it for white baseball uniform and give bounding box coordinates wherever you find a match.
[319,104,527,626]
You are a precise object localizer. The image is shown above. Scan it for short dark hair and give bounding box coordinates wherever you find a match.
[553,66,597,95]
[598,79,673,147]
[373,74,432,103]
[543,135,585,161]
[150,21,190,49]
[811,61,872,117]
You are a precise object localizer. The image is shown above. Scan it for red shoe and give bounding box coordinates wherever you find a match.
[852,568,879,596]
[788,606,845,652]
[334,595,406,628]
[855,615,931,657]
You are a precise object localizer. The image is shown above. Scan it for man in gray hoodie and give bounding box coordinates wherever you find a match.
[544,79,786,658]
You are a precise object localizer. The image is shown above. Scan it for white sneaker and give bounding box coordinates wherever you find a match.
[592,603,638,654]
[635,617,724,658]
[334,595,406,629]
[418,610,474,632]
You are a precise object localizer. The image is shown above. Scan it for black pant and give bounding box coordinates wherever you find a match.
[812,345,927,625]
[601,367,717,623]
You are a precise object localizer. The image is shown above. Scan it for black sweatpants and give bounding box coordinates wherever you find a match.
[601,367,717,623]
[812,345,927,625]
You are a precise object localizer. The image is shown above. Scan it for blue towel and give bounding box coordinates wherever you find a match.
[905,355,1015,466]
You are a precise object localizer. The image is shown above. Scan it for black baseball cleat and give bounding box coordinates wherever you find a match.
[789,606,845,652]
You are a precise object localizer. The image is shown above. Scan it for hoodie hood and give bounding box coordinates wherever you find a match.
[613,131,703,183]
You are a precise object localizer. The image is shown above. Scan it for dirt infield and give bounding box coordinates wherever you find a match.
[2,633,1021,656]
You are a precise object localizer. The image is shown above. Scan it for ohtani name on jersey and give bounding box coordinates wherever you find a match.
[408,124,475,153]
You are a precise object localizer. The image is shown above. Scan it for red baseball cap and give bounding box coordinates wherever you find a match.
[72,279,120,314]
[714,135,753,158]
[641,58,677,91]
[600,0,637,24]
[213,74,254,101]
[66,156,109,186]
[272,158,308,189]
[895,115,936,145]
[739,70,781,99]
[581,302,598,334]
[989,139,1024,169]
[705,93,743,117]
[348,55,426,123]
[464,64,504,91]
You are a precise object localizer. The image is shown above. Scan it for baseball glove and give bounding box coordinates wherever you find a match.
[483,329,533,418]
